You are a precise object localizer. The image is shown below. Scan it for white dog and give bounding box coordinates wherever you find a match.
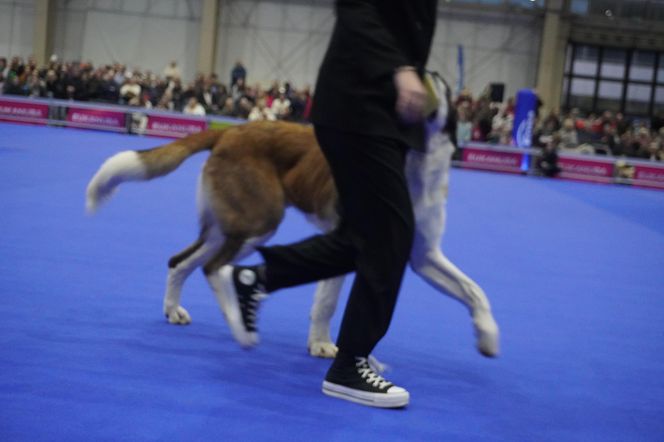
[86,75,500,358]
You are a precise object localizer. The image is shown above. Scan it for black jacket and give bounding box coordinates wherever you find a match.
[311,0,438,151]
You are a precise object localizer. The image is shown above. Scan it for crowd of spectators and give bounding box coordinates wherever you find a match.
[454,88,664,162]
[0,55,313,123]
[2,54,663,162]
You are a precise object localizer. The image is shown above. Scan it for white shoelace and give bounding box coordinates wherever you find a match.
[355,357,391,390]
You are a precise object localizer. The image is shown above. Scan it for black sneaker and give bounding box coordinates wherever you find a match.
[322,357,409,408]
[218,265,267,347]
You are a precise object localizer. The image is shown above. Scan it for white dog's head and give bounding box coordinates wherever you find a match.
[425,72,456,147]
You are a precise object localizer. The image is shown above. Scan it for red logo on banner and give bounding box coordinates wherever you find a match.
[462,147,524,173]
[557,157,613,183]
[145,114,207,138]
[633,164,664,189]
[0,99,49,124]
[66,107,126,131]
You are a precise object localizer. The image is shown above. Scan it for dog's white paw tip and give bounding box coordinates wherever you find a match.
[165,306,192,325]
[238,333,259,348]
[477,338,500,358]
[308,342,338,358]
[473,310,500,358]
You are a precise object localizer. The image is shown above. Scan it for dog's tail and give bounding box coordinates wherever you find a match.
[85,129,224,213]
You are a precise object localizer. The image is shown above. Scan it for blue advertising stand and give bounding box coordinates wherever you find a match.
[512,89,538,171]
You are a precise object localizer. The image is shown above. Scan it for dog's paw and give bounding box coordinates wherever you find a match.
[308,341,338,358]
[473,308,500,358]
[165,306,192,325]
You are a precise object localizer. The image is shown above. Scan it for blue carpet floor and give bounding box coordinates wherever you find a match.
[1,122,663,441]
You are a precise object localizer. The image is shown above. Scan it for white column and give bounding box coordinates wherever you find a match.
[33,0,56,65]
[535,0,569,113]
[197,0,220,75]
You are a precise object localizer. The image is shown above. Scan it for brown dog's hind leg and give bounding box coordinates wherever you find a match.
[163,232,222,325]
[201,235,260,324]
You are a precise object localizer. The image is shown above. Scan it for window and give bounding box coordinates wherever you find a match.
[573,45,598,76]
[563,43,664,118]
[600,49,626,79]
[656,86,664,105]
[625,84,652,114]
[570,78,596,96]
[508,0,544,7]
[629,51,656,81]
[654,87,664,114]
[657,54,664,82]
[570,0,589,15]
[597,80,623,112]
[569,78,596,109]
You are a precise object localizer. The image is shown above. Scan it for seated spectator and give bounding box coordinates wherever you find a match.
[236,96,253,119]
[218,97,237,117]
[231,77,246,103]
[615,112,630,135]
[634,127,653,159]
[266,80,280,107]
[270,87,291,120]
[99,71,120,103]
[163,60,181,81]
[300,85,313,121]
[455,88,473,108]
[179,81,198,110]
[471,97,493,142]
[489,106,513,145]
[183,97,206,116]
[201,73,224,113]
[3,75,24,95]
[558,118,579,149]
[289,87,312,122]
[156,91,175,111]
[26,71,45,97]
[456,106,472,147]
[652,112,664,134]
[7,56,26,84]
[644,140,663,162]
[600,123,622,156]
[44,69,66,99]
[113,64,127,87]
[0,57,7,92]
[248,98,275,121]
[120,76,141,105]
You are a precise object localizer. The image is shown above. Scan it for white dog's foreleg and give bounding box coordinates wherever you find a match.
[308,276,345,358]
[410,245,499,357]
[407,131,500,357]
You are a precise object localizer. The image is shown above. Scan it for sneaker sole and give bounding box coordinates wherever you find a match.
[218,266,258,347]
[322,381,409,408]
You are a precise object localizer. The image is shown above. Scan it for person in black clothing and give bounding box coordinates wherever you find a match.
[218,0,437,408]
[230,60,246,87]
[537,134,562,177]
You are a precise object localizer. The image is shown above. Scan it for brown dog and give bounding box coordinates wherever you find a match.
[87,83,499,358]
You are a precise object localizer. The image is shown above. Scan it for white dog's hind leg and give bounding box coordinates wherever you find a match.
[308,276,344,358]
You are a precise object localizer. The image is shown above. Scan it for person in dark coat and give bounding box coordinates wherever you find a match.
[219,0,438,408]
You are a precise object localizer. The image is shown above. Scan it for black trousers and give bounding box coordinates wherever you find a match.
[257,125,415,357]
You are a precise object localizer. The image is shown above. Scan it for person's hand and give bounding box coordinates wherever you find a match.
[393,67,426,124]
